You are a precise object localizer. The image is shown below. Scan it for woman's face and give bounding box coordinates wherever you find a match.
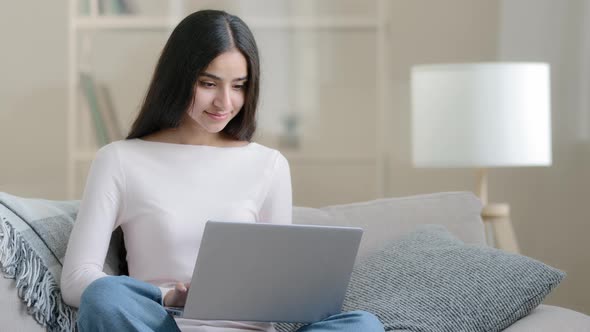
[186,49,248,136]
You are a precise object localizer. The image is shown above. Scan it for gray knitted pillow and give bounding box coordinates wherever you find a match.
[276,225,564,332]
[347,225,564,331]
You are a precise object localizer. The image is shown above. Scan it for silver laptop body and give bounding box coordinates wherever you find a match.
[175,220,363,323]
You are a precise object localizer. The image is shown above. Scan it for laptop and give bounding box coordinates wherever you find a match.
[165,220,363,323]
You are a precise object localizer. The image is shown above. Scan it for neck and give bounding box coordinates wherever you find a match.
[145,124,227,147]
[174,124,225,146]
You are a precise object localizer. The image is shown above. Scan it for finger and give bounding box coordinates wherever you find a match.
[176,282,187,292]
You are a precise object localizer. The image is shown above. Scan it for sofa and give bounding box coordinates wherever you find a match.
[1,191,589,331]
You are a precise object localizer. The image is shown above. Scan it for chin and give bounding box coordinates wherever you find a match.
[205,125,227,134]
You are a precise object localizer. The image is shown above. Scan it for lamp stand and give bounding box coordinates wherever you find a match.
[477,168,520,253]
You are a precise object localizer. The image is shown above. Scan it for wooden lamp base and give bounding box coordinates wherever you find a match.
[478,169,520,253]
[482,203,520,253]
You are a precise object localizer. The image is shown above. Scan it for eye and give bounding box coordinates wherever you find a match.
[198,81,216,88]
[233,84,246,90]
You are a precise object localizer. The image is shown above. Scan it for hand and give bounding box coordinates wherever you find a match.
[163,282,191,307]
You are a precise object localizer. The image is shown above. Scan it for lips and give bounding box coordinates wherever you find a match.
[205,111,230,120]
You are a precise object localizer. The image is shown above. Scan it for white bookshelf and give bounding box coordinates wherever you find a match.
[67,0,390,204]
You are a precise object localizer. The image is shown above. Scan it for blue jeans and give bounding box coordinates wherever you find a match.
[78,276,384,332]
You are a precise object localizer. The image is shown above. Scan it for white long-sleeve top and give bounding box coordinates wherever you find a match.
[61,139,292,332]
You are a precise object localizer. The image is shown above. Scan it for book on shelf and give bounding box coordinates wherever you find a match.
[96,84,126,141]
[98,0,136,15]
[79,0,135,15]
[79,72,125,146]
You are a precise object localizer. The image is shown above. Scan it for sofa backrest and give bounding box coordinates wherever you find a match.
[0,191,485,276]
[293,191,486,258]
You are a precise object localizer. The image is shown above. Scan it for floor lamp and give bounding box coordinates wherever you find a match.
[410,62,552,253]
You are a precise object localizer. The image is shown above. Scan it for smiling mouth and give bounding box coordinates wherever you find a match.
[205,111,230,120]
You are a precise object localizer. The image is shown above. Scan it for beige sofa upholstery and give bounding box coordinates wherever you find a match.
[1,191,588,331]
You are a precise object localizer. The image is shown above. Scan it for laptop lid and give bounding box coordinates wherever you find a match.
[182,221,363,323]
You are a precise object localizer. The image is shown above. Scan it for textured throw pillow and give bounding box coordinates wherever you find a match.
[277,224,565,332]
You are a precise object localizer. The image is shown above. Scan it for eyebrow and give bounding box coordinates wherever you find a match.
[200,72,248,82]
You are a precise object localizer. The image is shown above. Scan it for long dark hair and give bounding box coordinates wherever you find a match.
[127,10,260,141]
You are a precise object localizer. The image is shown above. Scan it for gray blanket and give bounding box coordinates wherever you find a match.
[0,192,79,331]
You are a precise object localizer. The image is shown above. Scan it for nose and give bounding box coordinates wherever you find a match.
[213,87,232,112]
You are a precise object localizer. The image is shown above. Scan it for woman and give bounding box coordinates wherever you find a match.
[61,9,384,332]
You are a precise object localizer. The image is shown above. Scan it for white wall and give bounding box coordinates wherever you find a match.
[495,0,590,314]
[384,0,500,199]
[0,2,68,199]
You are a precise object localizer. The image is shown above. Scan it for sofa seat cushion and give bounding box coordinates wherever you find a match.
[503,305,590,332]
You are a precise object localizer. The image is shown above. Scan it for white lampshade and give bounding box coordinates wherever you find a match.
[411,62,552,168]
